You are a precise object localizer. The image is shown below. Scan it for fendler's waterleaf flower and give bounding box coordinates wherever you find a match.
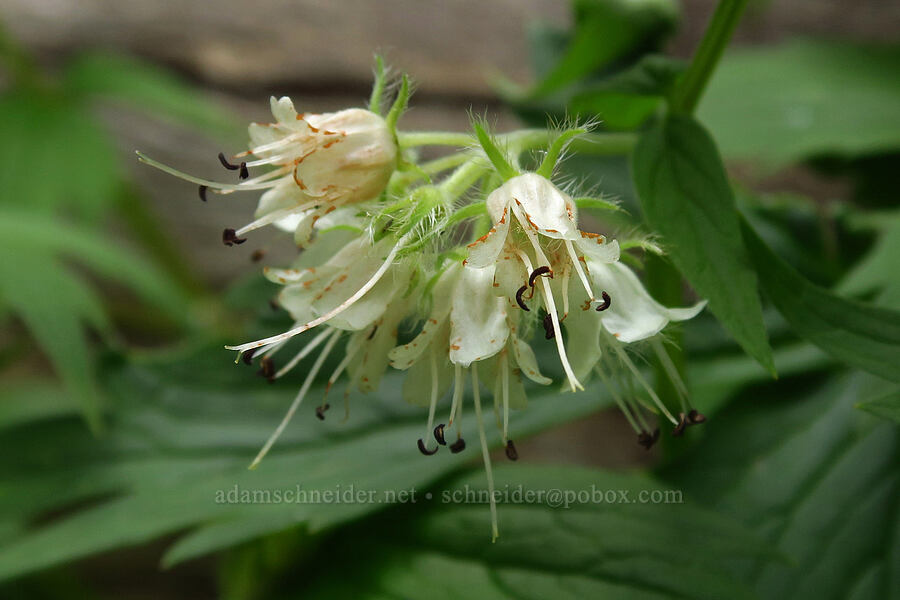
[465,172,620,392]
[137,96,397,245]
[387,263,552,541]
[565,256,707,447]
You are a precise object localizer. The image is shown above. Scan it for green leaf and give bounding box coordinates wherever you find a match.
[528,0,679,97]
[291,466,774,600]
[660,372,900,599]
[0,208,189,321]
[839,213,900,308]
[742,218,900,383]
[699,40,900,166]
[632,115,774,374]
[0,343,614,580]
[856,388,900,424]
[0,92,120,221]
[0,253,106,430]
[569,55,686,129]
[64,51,238,136]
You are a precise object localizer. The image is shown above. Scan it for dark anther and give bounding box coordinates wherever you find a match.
[528,265,553,287]
[515,285,530,311]
[257,356,275,382]
[268,298,280,311]
[223,228,247,246]
[505,440,519,461]
[417,438,438,456]
[637,428,660,450]
[450,438,466,453]
[238,162,249,180]
[315,404,330,420]
[672,413,688,437]
[687,409,707,425]
[366,325,378,340]
[542,313,555,340]
[198,185,208,202]
[433,423,447,445]
[218,152,241,171]
[251,249,266,262]
[241,349,256,366]
[595,291,612,312]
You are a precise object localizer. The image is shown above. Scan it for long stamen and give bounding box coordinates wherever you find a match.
[418,351,441,454]
[564,240,597,305]
[448,363,463,425]
[595,365,642,434]
[650,337,690,411]
[610,342,678,425]
[537,277,582,391]
[249,329,342,469]
[501,352,510,443]
[136,152,287,192]
[324,336,364,392]
[226,233,412,353]
[560,265,570,319]
[472,366,499,542]
[234,200,322,237]
[274,328,333,378]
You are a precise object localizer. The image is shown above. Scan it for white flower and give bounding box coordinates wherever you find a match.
[564,257,706,447]
[137,97,397,246]
[387,263,552,540]
[464,173,620,391]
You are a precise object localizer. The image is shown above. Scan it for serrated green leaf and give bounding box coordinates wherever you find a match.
[632,115,774,374]
[0,342,615,580]
[699,40,900,166]
[291,466,774,600]
[660,372,900,599]
[742,218,900,382]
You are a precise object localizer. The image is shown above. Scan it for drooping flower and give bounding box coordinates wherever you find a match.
[137,96,397,245]
[464,172,620,391]
[564,257,706,446]
[388,263,552,540]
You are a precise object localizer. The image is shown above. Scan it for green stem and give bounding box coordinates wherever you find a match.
[398,130,637,157]
[440,160,489,199]
[669,0,750,115]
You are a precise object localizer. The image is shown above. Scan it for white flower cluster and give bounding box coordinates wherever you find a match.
[140,71,706,540]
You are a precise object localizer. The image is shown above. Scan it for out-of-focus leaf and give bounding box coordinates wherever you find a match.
[742,218,900,383]
[633,115,774,374]
[660,373,900,599]
[527,0,679,97]
[0,92,119,221]
[856,388,900,424]
[0,253,106,431]
[839,213,900,308]
[64,52,238,136]
[0,380,79,432]
[0,342,615,581]
[0,208,190,321]
[699,40,900,166]
[291,466,774,600]
[569,55,686,129]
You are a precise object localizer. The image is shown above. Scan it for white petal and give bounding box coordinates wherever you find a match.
[448,267,510,366]
[401,344,453,407]
[347,299,409,393]
[575,233,620,263]
[270,96,298,124]
[389,269,459,369]
[561,291,605,382]
[491,173,578,240]
[510,335,552,385]
[464,207,510,268]
[589,261,705,343]
[492,244,527,298]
